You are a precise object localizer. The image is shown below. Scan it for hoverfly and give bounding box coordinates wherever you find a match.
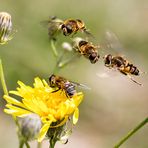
[101,31,144,85]
[104,54,142,85]
[41,16,92,40]
[73,37,100,63]
[61,19,92,37]
[49,74,90,98]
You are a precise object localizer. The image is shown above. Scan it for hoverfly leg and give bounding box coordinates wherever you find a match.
[64,139,68,144]
[119,69,142,86]
[119,70,127,75]
[51,88,61,93]
[128,75,142,86]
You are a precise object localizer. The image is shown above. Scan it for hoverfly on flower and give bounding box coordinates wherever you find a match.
[49,74,90,98]
[3,77,84,142]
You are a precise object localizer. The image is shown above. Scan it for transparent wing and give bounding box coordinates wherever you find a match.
[40,16,63,27]
[104,30,124,53]
[96,66,122,78]
[83,29,95,39]
[70,81,91,90]
[40,20,49,28]
[40,17,63,40]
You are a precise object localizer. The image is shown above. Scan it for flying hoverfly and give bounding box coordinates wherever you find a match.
[104,54,142,85]
[102,31,144,86]
[41,16,92,40]
[73,37,100,64]
[61,18,92,37]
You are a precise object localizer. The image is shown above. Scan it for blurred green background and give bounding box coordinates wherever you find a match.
[0,0,148,148]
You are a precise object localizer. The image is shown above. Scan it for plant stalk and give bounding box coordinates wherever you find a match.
[49,139,56,148]
[114,117,148,148]
[51,40,58,58]
[0,59,8,95]
[37,142,42,148]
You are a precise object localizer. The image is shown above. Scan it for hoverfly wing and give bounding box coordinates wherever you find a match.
[40,16,63,29]
[104,30,124,52]
[83,29,95,39]
[70,81,91,90]
[97,68,121,78]
[40,17,63,40]
[40,17,55,28]
[96,72,110,78]
[40,20,50,28]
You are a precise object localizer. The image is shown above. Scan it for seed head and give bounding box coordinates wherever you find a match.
[20,114,42,141]
[0,12,13,44]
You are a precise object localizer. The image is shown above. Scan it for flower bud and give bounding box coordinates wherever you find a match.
[19,114,42,141]
[62,42,73,52]
[0,12,13,44]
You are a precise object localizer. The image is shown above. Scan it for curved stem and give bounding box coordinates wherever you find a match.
[58,54,77,68]
[114,117,148,148]
[0,58,31,148]
[0,59,8,95]
[51,40,58,58]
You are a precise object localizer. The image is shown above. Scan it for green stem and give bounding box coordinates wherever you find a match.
[49,138,57,148]
[114,117,148,148]
[58,55,76,68]
[57,51,78,68]
[19,140,30,148]
[37,142,42,148]
[19,140,25,148]
[0,59,30,148]
[51,40,58,58]
[25,141,30,148]
[0,59,8,95]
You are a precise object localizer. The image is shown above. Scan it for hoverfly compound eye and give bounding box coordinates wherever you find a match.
[104,54,112,65]
[89,52,99,63]
[49,76,52,84]
[64,25,73,35]
[79,40,87,47]
[76,19,82,23]
[61,24,65,29]
[49,75,55,86]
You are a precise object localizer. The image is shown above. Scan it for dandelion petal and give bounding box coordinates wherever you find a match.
[73,108,79,125]
[38,123,51,142]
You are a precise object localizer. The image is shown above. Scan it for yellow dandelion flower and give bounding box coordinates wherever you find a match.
[3,77,83,142]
